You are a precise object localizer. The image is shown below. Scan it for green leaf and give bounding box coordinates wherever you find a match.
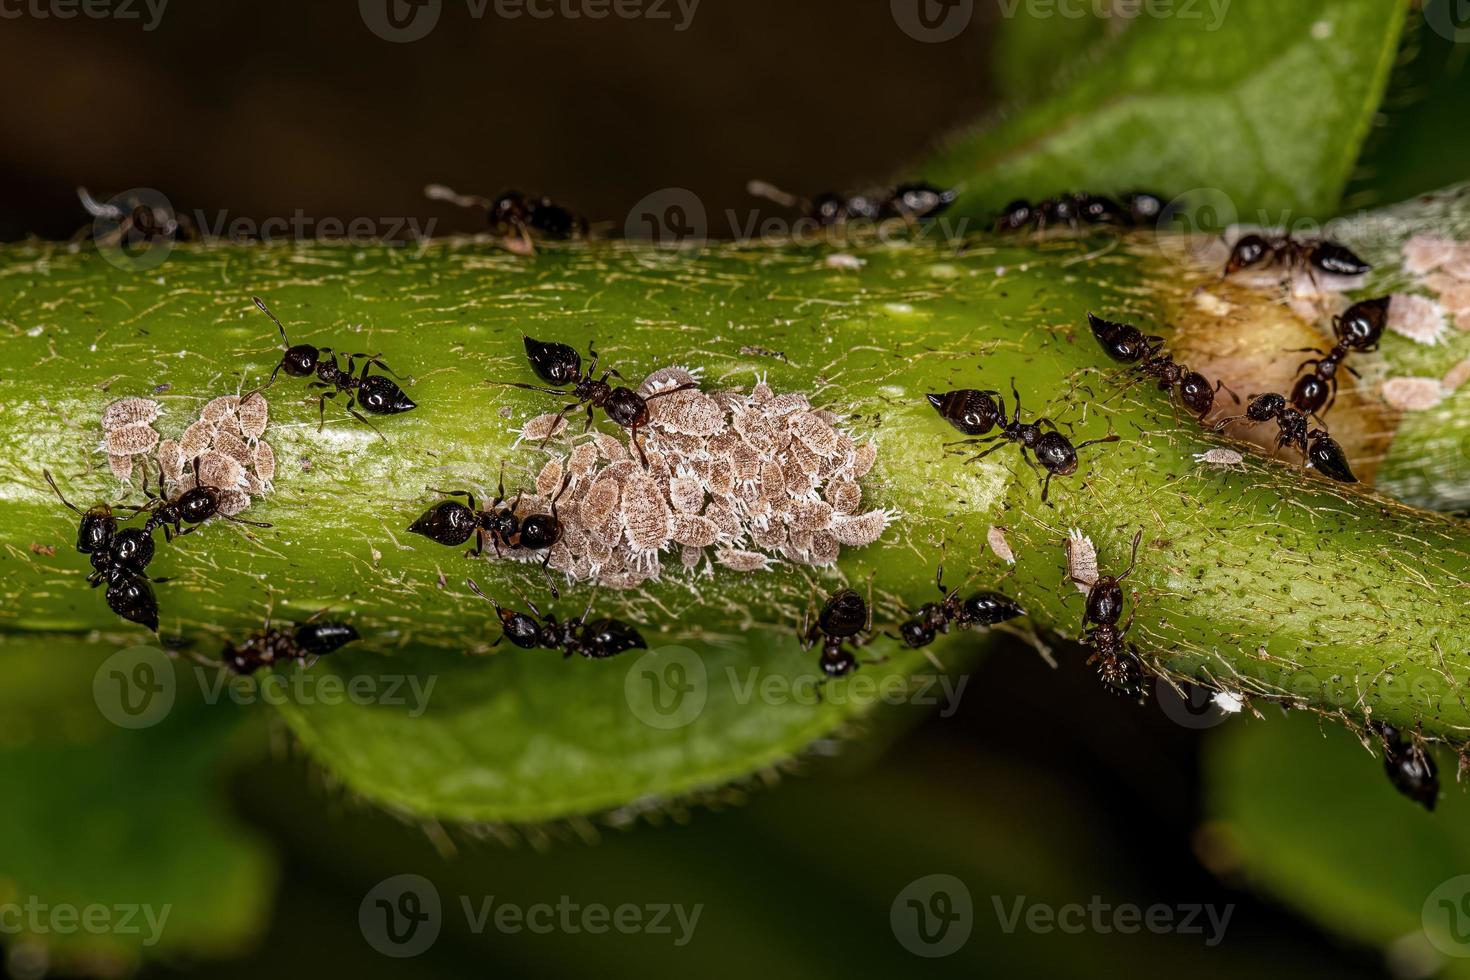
[1204,710,1470,976]
[0,638,277,972]
[926,0,1407,218]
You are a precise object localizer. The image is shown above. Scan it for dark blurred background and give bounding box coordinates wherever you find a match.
[0,0,997,243]
[5,3,1469,977]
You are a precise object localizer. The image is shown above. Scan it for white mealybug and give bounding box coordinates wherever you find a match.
[102,424,160,456]
[1065,529,1098,594]
[101,397,163,430]
[986,525,1015,564]
[1193,448,1246,472]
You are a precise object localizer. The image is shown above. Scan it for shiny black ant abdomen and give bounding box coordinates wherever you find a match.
[800,587,874,678]
[465,579,646,659]
[251,297,415,437]
[895,564,1025,648]
[1371,721,1438,811]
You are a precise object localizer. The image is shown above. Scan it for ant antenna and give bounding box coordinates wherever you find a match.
[252,296,291,347]
[1118,530,1144,582]
[424,183,492,210]
[43,469,83,516]
[465,577,500,611]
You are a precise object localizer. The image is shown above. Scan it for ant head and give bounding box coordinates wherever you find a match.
[1178,372,1215,415]
[177,487,218,524]
[995,199,1033,231]
[1246,392,1285,421]
[1225,234,1270,274]
[818,588,868,638]
[820,647,858,678]
[897,618,934,649]
[518,513,561,551]
[890,182,956,219]
[811,192,847,226]
[1124,192,1164,225]
[1034,431,1078,475]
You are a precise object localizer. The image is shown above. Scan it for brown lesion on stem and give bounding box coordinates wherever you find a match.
[1139,239,1399,484]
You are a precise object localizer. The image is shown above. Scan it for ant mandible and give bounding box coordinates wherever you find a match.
[1287,296,1390,417]
[251,297,416,438]
[465,579,647,659]
[943,379,1120,503]
[1070,530,1147,701]
[895,563,1025,649]
[491,336,697,467]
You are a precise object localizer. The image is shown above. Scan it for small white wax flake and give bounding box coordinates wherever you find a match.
[1193,292,1233,317]
[1403,234,1458,275]
[1387,293,1448,345]
[1194,448,1245,471]
[1065,528,1098,594]
[986,525,1015,565]
[1213,692,1245,714]
[1310,19,1332,39]
[1380,377,1445,412]
[884,303,915,316]
[824,253,865,270]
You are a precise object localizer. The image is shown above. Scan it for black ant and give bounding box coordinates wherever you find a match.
[895,564,1025,648]
[1215,392,1357,483]
[1070,530,1146,701]
[1224,233,1371,280]
[408,466,569,596]
[1288,296,1390,417]
[944,379,1121,503]
[492,336,697,467]
[222,610,360,675]
[800,586,877,678]
[1087,313,1236,418]
[250,297,416,437]
[1370,721,1438,811]
[995,192,1163,232]
[139,459,273,541]
[425,184,587,250]
[44,469,163,632]
[746,180,956,227]
[464,579,646,659]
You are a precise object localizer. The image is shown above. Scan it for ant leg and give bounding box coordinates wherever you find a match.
[539,551,561,600]
[1213,378,1241,405]
[346,406,386,441]
[934,562,946,596]
[1041,470,1054,504]
[1009,377,1023,425]
[428,488,479,511]
[965,441,1012,464]
[644,382,699,404]
[490,380,577,396]
[317,393,329,432]
[222,514,273,530]
[347,354,405,380]
[630,421,651,468]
